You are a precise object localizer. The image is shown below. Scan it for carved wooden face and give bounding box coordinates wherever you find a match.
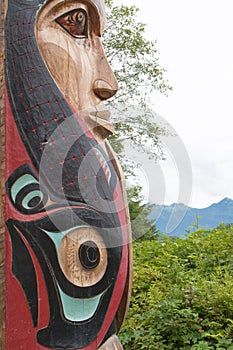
[36,0,118,114]
[4,0,130,349]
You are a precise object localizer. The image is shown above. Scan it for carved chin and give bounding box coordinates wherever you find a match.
[79,105,114,139]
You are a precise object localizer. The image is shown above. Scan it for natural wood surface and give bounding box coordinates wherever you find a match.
[99,335,123,350]
[35,0,118,141]
[36,0,133,331]
[0,0,6,346]
[60,227,108,287]
[3,0,132,347]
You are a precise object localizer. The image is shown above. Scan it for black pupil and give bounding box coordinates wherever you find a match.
[79,241,100,269]
[76,12,84,23]
[28,196,41,208]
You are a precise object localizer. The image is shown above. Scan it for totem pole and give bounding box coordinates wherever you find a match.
[1,0,132,348]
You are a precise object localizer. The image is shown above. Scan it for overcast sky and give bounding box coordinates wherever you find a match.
[113,0,233,208]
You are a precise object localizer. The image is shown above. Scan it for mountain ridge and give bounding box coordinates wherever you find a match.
[149,197,233,236]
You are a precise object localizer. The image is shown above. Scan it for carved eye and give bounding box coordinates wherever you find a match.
[8,173,48,214]
[79,241,101,270]
[56,8,88,38]
[59,227,108,287]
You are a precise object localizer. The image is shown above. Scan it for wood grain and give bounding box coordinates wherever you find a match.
[99,335,123,350]
[59,227,108,287]
[2,0,132,347]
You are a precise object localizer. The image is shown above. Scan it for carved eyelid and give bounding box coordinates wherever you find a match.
[55,8,88,38]
[36,0,102,37]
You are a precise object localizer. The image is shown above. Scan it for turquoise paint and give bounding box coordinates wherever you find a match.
[58,285,103,321]
[42,226,89,253]
[42,228,103,322]
[43,230,67,252]
[11,174,39,202]
[22,190,43,209]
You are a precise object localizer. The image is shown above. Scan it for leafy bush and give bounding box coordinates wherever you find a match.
[119,225,233,349]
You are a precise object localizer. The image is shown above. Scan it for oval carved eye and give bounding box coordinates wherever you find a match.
[59,227,107,287]
[9,174,48,214]
[56,8,88,38]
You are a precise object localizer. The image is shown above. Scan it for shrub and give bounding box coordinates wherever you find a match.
[119,226,233,349]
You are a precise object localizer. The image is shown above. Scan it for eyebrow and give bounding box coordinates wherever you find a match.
[92,0,104,16]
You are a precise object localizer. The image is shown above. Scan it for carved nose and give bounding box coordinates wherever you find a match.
[93,79,118,100]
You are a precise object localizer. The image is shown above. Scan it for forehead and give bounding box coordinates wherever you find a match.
[90,0,104,16]
[85,0,106,31]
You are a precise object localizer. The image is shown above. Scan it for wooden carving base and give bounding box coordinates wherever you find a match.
[99,335,123,350]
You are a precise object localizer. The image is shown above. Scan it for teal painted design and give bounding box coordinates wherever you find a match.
[22,190,44,210]
[57,285,103,321]
[42,226,88,254]
[11,174,39,202]
[43,227,103,321]
[43,230,67,253]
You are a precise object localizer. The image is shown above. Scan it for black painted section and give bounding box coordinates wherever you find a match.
[7,222,38,327]
[7,207,122,348]
[5,0,125,347]
[6,164,48,214]
[79,241,100,270]
[5,0,118,209]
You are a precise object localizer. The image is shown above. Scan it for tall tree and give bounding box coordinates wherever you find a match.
[104,0,171,106]
[127,186,158,241]
[103,1,172,235]
[103,0,172,171]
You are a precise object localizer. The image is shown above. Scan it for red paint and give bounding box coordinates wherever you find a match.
[5,87,129,349]
[5,87,51,349]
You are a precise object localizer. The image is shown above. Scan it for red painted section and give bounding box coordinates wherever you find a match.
[5,228,50,350]
[4,87,129,349]
[5,87,51,349]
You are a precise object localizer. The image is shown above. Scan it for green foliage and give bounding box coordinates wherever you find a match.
[119,226,233,349]
[186,215,201,234]
[127,186,158,241]
[103,1,171,169]
[108,106,168,174]
[103,2,171,106]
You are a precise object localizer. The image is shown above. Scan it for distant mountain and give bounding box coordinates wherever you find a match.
[149,197,233,237]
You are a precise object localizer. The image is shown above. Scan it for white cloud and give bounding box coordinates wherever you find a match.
[112,0,233,208]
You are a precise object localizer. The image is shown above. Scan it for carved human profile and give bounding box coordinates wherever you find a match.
[1,0,132,348]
